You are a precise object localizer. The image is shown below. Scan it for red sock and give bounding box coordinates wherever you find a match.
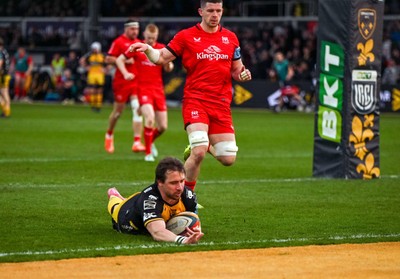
[152,128,161,141]
[14,87,20,98]
[184,180,196,191]
[134,135,141,143]
[107,130,113,136]
[144,127,153,155]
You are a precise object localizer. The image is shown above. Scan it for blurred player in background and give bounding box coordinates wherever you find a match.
[0,38,11,117]
[116,23,174,162]
[80,41,106,112]
[104,19,145,154]
[10,46,34,101]
[107,156,203,244]
[129,0,252,192]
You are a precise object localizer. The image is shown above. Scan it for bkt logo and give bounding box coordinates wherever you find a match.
[356,71,372,80]
[352,70,377,114]
[317,40,344,143]
[197,45,229,61]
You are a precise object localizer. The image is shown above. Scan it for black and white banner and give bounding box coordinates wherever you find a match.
[313,0,384,179]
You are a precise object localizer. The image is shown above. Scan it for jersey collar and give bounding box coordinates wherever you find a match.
[196,23,222,33]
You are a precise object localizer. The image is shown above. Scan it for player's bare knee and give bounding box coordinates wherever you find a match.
[145,118,155,128]
[190,147,207,163]
[111,111,121,121]
[217,156,236,166]
[158,124,167,133]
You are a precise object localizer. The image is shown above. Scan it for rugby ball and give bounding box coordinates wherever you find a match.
[166,211,201,235]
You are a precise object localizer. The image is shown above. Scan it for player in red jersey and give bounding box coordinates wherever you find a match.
[116,23,174,162]
[128,0,252,191]
[10,47,34,101]
[104,19,145,154]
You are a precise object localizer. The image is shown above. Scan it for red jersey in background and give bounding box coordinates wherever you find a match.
[108,34,140,88]
[124,42,167,111]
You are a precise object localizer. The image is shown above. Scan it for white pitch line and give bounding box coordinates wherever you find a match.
[1,233,399,258]
[0,151,313,164]
[0,157,143,163]
[2,175,399,189]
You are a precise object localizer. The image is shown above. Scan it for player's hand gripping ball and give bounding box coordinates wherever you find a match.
[166,211,201,235]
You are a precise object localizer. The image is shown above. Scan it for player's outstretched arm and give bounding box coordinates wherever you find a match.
[115,54,134,80]
[129,43,175,65]
[146,220,203,245]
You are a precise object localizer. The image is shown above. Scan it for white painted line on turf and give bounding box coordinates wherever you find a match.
[1,233,399,258]
[0,157,144,163]
[2,175,399,189]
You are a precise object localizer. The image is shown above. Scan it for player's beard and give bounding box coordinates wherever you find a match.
[166,190,182,202]
[207,19,219,28]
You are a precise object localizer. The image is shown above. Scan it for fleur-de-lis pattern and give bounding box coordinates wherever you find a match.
[356,153,380,179]
[349,114,380,179]
[357,39,375,66]
[363,114,374,128]
[349,115,374,160]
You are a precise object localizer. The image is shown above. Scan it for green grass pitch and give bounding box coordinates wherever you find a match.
[0,103,399,262]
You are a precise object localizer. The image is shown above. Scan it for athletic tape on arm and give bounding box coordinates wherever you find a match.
[145,45,160,63]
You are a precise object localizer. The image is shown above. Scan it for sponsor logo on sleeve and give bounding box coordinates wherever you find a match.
[144,200,157,210]
[143,212,157,222]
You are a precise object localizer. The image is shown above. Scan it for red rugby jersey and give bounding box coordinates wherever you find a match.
[124,42,165,91]
[167,23,241,105]
[107,34,141,83]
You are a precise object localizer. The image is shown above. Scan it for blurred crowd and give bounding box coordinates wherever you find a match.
[0,0,399,17]
[0,0,299,17]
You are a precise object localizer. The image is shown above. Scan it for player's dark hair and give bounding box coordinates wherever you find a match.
[200,0,223,8]
[125,18,139,24]
[155,157,185,183]
[124,18,140,28]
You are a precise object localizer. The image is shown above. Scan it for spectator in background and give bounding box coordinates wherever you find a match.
[60,68,77,104]
[29,66,52,101]
[65,50,84,98]
[10,46,34,101]
[382,59,399,85]
[255,49,272,79]
[50,52,66,94]
[0,38,11,117]
[272,50,294,86]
